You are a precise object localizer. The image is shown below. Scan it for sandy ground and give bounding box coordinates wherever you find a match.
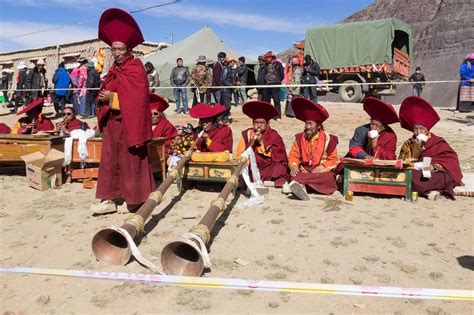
[0,100,473,314]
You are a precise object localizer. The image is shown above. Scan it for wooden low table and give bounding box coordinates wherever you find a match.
[183,160,240,193]
[342,160,413,201]
[0,134,64,164]
[70,137,166,180]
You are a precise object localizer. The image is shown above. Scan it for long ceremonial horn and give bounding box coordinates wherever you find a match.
[91,151,191,265]
[161,155,247,276]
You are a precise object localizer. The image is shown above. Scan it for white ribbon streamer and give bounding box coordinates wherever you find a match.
[236,146,264,209]
[63,129,95,166]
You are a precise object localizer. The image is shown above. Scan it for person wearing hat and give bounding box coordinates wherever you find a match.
[398,97,463,200]
[92,8,155,215]
[347,97,399,160]
[211,52,226,104]
[286,58,303,118]
[25,59,45,104]
[284,97,339,200]
[189,103,233,152]
[235,101,288,187]
[457,53,474,112]
[409,66,426,97]
[13,62,28,113]
[150,93,177,152]
[190,55,212,106]
[301,54,320,103]
[11,98,54,134]
[256,55,266,101]
[52,62,71,117]
[262,52,284,121]
[219,55,236,122]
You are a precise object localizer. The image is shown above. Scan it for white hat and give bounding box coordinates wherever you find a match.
[36,59,45,65]
[28,63,35,69]
[16,62,27,69]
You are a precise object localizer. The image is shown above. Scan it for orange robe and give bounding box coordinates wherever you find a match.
[289,131,339,195]
[235,127,288,187]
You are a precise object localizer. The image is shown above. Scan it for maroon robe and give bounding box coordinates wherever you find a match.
[65,118,89,132]
[0,123,11,134]
[96,55,155,205]
[195,124,233,152]
[152,117,177,153]
[411,134,463,199]
[291,132,339,195]
[348,125,397,160]
[241,127,288,187]
[18,114,54,134]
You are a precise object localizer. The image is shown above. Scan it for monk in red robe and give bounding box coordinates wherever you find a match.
[285,97,339,200]
[92,8,155,215]
[56,107,90,135]
[235,100,288,187]
[12,98,54,134]
[398,96,463,200]
[0,122,11,134]
[347,97,399,160]
[150,93,177,153]
[189,103,233,152]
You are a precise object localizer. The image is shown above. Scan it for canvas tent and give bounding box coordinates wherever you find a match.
[142,26,256,101]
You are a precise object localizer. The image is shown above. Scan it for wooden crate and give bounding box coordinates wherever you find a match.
[343,164,413,201]
[0,134,64,164]
[70,137,166,180]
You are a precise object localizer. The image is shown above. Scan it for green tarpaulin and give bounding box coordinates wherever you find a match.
[305,18,412,70]
[141,27,256,101]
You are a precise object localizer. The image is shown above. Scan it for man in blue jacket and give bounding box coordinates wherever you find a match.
[52,62,71,117]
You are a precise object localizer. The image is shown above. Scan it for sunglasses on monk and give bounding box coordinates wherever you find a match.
[62,112,73,116]
[151,112,159,116]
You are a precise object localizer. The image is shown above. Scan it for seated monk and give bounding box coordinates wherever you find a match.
[235,100,288,187]
[150,93,177,152]
[189,103,233,152]
[56,106,90,135]
[11,98,54,134]
[0,122,11,134]
[347,97,399,160]
[285,97,339,200]
[398,96,463,200]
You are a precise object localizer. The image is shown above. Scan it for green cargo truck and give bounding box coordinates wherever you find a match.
[305,18,412,102]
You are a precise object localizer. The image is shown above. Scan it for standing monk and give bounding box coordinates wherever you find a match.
[92,8,155,215]
[189,103,233,152]
[347,97,399,160]
[150,93,177,153]
[285,97,339,200]
[235,101,288,187]
[398,96,463,200]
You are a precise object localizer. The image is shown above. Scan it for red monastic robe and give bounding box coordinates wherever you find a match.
[96,55,155,205]
[152,117,177,153]
[0,123,11,134]
[194,124,233,152]
[65,118,89,132]
[411,134,463,199]
[17,114,54,134]
[236,127,288,187]
[348,125,397,160]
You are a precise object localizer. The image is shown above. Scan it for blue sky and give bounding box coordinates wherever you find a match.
[0,0,374,58]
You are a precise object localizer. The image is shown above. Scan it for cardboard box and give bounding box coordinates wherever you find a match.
[21,149,64,191]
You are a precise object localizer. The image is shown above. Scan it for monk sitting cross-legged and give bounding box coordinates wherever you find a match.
[189,103,233,152]
[398,96,463,200]
[235,100,288,187]
[284,97,339,200]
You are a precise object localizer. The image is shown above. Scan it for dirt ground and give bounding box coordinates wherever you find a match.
[0,100,473,314]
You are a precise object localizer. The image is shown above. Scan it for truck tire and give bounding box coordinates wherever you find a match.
[338,80,364,103]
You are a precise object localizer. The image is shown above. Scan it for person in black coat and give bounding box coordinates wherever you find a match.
[14,63,28,112]
[301,54,320,103]
[85,61,101,118]
[261,52,284,120]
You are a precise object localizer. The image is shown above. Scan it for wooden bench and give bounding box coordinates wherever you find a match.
[342,160,413,201]
[0,134,64,164]
[70,137,166,181]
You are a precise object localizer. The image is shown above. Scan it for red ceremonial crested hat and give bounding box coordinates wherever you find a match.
[149,93,169,112]
[292,97,329,123]
[98,8,144,49]
[399,96,440,131]
[363,97,399,125]
[242,101,278,121]
[17,98,44,115]
[189,103,226,119]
